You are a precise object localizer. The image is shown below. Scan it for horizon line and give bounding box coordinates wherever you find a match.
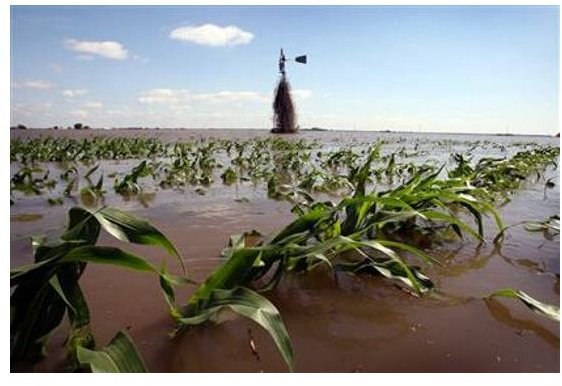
[10,126,559,137]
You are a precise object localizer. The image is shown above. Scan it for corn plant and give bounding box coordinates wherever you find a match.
[11,166,56,196]
[11,206,184,370]
[170,149,507,370]
[11,205,295,372]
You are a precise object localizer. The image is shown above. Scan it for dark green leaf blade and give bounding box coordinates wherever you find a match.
[61,207,101,245]
[77,331,147,372]
[61,245,157,273]
[179,287,294,371]
[186,248,262,312]
[93,207,184,272]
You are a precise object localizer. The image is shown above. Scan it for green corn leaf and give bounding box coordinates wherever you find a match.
[348,258,434,294]
[374,196,427,220]
[256,258,287,292]
[63,178,77,196]
[271,205,331,244]
[158,265,197,319]
[95,174,104,191]
[11,274,67,361]
[340,196,375,235]
[10,251,66,286]
[186,248,262,312]
[84,164,100,180]
[60,245,188,318]
[440,191,504,234]
[61,207,101,245]
[341,237,424,294]
[61,245,157,273]
[77,331,147,372]
[93,207,184,272]
[179,286,294,371]
[308,253,333,271]
[422,209,483,242]
[376,239,440,265]
[488,289,560,322]
[222,230,263,257]
[48,275,76,313]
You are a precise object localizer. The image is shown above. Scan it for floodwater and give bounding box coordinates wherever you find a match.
[10,129,560,372]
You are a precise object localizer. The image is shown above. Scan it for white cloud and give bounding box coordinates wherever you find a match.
[12,79,54,89]
[138,88,267,106]
[82,101,104,109]
[193,90,267,103]
[62,89,88,98]
[138,89,189,105]
[169,24,254,47]
[65,39,129,60]
[12,102,52,113]
[11,103,55,126]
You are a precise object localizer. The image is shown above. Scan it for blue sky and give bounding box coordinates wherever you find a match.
[10,5,560,134]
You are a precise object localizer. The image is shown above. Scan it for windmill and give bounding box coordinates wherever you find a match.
[278,48,307,77]
[272,48,307,134]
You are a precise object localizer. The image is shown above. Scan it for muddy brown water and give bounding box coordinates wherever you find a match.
[10,129,560,372]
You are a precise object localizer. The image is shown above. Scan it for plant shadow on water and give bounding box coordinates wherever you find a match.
[484,298,559,349]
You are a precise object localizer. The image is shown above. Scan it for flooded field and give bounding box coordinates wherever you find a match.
[10,129,560,372]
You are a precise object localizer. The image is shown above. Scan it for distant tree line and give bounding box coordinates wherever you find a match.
[11,123,91,130]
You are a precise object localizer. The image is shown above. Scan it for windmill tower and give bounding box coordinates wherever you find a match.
[272,48,307,134]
